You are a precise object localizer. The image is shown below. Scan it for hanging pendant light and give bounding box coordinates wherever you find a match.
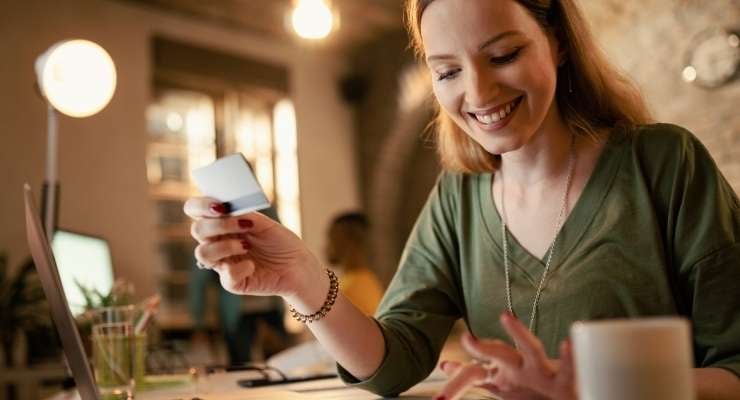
[291,0,335,40]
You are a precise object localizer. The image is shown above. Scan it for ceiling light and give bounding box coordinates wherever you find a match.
[291,0,334,40]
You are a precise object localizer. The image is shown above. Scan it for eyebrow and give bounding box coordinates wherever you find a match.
[426,30,523,63]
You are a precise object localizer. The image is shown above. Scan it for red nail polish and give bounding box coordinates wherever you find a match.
[434,396,446,400]
[238,219,254,228]
[241,240,251,250]
[210,203,227,214]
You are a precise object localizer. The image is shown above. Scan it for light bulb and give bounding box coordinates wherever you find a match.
[291,0,334,40]
[36,39,117,118]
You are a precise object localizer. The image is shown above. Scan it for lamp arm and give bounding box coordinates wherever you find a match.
[43,103,58,239]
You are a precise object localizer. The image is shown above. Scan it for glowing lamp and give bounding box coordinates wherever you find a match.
[34,39,117,237]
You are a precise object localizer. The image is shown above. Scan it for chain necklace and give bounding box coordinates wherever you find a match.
[500,135,576,332]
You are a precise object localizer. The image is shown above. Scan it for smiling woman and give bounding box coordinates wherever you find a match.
[407,0,651,173]
[183,0,740,399]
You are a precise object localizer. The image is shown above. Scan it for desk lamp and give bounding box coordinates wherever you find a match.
[35,39,117,238]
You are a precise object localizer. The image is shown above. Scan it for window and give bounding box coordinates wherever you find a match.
[146,37,300,318]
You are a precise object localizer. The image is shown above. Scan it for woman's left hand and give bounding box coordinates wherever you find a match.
[435,312,577,400]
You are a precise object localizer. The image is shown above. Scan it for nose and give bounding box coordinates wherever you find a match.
[464,63,499,108]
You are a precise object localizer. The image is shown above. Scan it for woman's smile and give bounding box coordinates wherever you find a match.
[466,95,524,132]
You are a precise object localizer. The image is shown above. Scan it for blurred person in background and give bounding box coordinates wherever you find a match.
[325,212,384,316]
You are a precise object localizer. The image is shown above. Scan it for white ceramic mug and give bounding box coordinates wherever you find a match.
[571,317,695,400]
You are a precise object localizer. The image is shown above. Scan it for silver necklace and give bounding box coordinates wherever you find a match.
[500,135,576,332]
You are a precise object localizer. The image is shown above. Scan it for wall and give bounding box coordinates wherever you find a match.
[581,0,740,191]
[0,0,359,299]
[347,31,441,283]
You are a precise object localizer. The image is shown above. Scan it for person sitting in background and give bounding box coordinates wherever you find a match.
[325,212,384,316]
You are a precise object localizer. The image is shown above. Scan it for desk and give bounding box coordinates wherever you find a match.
[47,369,495,400]
[0,363,68,400]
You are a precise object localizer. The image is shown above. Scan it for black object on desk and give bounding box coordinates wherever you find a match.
[237,373,338,388]
[206,363,337,388]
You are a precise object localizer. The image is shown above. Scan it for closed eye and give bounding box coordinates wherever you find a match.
[437,68,461,81]
[490,47,523,65]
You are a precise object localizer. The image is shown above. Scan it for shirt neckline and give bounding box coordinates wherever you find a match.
[478,127,628,285]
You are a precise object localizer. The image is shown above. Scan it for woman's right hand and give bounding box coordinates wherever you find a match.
[184,197,326,303]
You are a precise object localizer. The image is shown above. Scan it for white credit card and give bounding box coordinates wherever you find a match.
[191,154,270,216]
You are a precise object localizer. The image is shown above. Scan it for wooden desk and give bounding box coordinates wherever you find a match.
[45,370,492,400]
[0,362,68,400]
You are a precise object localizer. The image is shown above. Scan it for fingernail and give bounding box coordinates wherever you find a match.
[210,203,227,214]
[439,361,447,370]
[238,219,254,228]
[434,396,446,400]
[241,240,251,250]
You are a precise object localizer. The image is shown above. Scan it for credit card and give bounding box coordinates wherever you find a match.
[191,154,270,216]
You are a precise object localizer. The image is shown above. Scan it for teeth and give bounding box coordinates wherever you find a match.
[472,98,519,125]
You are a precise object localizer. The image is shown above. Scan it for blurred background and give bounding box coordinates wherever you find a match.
[0,0,738,398]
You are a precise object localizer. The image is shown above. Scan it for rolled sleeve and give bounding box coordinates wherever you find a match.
[688,243,740,377]
[336,173,464,396]
[337,319,430,397]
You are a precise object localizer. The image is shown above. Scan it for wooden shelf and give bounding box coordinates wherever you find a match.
[162,270,191,285]
[158,223,192,240]
[149,183,198,200]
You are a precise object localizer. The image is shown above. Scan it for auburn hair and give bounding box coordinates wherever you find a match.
[404,0,652,173]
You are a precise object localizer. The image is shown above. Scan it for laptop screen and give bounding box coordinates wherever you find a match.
[24,184,100,399]
[52,230,114,316]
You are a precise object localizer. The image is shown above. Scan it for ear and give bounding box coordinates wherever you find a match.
[546,23,567,67]
[558,50,567,67]
[546,29,565,68]
[554,35,567,67]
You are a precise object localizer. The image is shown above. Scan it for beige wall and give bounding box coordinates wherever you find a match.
[581,0,740,192]
[0,0,359,299]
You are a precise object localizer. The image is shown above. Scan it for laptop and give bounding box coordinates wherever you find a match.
[24,184,340,400]
[24,184,100,400]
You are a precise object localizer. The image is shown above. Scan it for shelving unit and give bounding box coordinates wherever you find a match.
[146,37,302,332]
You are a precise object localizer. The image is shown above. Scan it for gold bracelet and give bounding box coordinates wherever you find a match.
[289,269,339,323]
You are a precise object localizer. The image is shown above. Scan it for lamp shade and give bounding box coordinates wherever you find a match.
[35,39,117,118]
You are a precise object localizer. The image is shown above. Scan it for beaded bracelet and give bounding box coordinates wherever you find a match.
[289,269,339,324]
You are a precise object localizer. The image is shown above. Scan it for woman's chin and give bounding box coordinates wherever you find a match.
[476,137,523,156]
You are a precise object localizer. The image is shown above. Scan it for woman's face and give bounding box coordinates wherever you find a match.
[421,0,561,155]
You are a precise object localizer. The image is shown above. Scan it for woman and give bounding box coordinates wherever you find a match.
[185,0,740,398]
[324,212,384,316]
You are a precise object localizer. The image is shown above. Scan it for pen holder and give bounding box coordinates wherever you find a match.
[90,305,147,398]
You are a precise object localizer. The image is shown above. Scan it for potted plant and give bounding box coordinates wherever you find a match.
[0,253,50,369]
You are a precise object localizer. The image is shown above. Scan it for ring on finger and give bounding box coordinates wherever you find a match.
[483,364,495,385]
[472,359,496,385]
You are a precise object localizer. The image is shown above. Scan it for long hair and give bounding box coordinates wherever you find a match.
[404,0,652,173]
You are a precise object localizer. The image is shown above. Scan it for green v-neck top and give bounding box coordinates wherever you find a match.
[337,123,740,397]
